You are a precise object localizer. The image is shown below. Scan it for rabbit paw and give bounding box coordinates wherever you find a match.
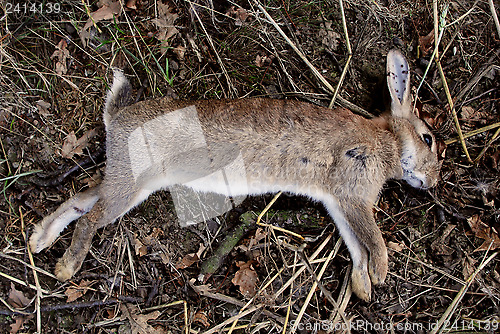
[29,224,48,253]
[55,254,80,281]
[368,251,388,285]
[351,267,371,302]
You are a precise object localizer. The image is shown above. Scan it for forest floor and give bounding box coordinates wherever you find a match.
[0,0,499,333]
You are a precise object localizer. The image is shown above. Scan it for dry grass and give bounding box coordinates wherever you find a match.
[0,0,499,333]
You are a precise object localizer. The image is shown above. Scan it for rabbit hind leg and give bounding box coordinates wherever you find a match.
[55,186,152,281]
[30,186,100,254]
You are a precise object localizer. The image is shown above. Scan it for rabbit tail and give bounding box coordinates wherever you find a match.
[103,69,132,128]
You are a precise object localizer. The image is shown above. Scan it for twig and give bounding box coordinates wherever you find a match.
[444,122,500,145]
[328,0,352,109]
[190,286,285,324]
[474,126,500,163]
[0,253,57,280]
[433,1,472,163]
[273,233,334,298]
[201,305,262,334]
[226,268,285,334]
[291,245,349,333]
[0,271,51,295]
[488,0,500,39]
[0,296,143,316]
[253,0,371,117]
[21,209,41,333]
[430,251,498,334]
[295,238,351,332]
[190,2,237,98]
[255,191,305,240]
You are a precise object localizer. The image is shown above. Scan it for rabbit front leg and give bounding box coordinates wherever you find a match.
[339,198,388,286]
[321,196,372,301]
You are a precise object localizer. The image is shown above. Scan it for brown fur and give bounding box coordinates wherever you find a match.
[30,50,441,302]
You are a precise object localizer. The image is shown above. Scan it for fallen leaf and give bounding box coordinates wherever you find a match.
[125,0,137,10]
[318,21,341,52]
[468,215,500,251]
[8,284,34,334]
[10,318,24,334]
[61,129,97,159]
[430,224,456,256]
[461,106,481,123]
[193,311,210,327]
[232,261,258,298]
[8,283,31,308]
[491,150,500,170]
[83,1,122,31]
[80,1,123,47]
[50,39,70,75]
[387,241,405,252]
[36,99,51,116]
[120,303,162,334]
[173,45,186,61]
[152,1,179,55]
[419,29,434,57]
[82,169,102,188]
[462,255,477,280]
[248,227,267,249]
[132,233,148,257]
[189,279,215,296]
[176,243,206,269]
[255,54,273,68]
[226,6,250,26]
[65,279,93,303]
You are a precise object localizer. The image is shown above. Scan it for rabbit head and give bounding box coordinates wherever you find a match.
[386,49,442,189]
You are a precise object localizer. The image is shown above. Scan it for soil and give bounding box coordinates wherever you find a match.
[0,0,499,333]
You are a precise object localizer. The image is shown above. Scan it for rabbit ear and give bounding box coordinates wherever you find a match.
[387,49,411,118]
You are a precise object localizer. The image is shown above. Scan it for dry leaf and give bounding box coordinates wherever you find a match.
[468,215,500,251]
[132,233,148,257]
[189,279,215,296]
[193,311,210,327]
[61,129,97,159]
[419,29,434,57]
[491,149,500,170]
[82,169,102,188]
[80,1,123,47]
[232,261,258,298]
[8,283,31,308]
[461,106,481,124]
[226,6,249,26]
[50,39,70,75]
[430,224,456,256]
[152,1,179,55]
[462,255,477,280]
[120,303,162,334]
[255,55,273,67]
[318,21,341,52]
[8,284,33,334]
[10,318,24,334]
[387,241,404,252]
[125,0,137,10]
[249,227,267,249]
[36,99,51,116]
[83,1,122,31]
[176,243,206,269]
[65,279,93,303]
[173,45,186,61]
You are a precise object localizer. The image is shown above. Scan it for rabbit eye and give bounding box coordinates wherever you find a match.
[422,134,433,148]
